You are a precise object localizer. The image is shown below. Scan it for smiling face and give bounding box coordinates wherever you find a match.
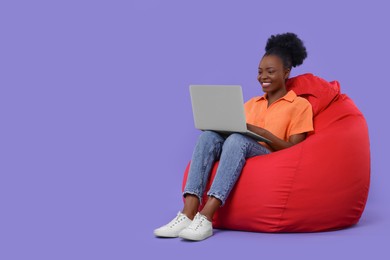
[258,54,291,97]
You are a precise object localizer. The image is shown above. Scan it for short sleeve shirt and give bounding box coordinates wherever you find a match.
[244,90,314,149]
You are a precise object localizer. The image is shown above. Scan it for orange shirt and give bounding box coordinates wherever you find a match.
[244,90,314,150]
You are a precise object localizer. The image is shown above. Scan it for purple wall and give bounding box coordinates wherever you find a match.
[1,0,389,259]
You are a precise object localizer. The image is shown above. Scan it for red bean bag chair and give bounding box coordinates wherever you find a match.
[182,73,370,232]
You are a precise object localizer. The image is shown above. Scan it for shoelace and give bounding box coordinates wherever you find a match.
[188,215,205,231]
[169,213,185,228]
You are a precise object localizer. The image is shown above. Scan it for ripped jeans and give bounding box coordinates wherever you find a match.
[183,131,271,206]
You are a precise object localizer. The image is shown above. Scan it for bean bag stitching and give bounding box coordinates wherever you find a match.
[316,93,340,116]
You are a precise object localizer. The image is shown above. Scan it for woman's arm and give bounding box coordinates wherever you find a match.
[247,123,307,151]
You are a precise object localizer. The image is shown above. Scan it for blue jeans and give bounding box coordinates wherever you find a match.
[183,131,271,206]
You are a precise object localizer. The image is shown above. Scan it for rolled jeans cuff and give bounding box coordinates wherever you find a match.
[183,190,203,205]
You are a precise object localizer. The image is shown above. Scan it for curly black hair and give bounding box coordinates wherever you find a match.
[265,32,307,69]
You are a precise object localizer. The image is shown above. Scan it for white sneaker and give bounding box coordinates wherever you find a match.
[178,212,213,241]
[154,212,192,238]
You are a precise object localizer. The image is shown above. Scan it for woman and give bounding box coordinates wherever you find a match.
[154,32,314,241]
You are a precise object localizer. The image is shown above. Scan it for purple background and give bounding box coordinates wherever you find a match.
[1,0,389,259]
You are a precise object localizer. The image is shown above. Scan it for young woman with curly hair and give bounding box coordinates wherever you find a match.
[154,32,313,241]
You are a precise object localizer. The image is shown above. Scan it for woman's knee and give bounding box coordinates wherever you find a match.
[198,131,224,143]
[223,133,247,149]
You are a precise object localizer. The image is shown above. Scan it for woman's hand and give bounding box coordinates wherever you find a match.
[246,123,266,136]
[246,123,307,151]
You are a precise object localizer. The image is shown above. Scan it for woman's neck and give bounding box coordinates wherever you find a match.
[266,88,288,107]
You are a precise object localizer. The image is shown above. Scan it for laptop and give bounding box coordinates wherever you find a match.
[189,85,272,143]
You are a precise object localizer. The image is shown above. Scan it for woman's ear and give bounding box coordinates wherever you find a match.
[284,68,291,80]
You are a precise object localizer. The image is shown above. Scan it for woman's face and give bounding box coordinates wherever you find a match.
[257,55,290,94]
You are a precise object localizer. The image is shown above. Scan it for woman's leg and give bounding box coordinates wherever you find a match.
[182,131,225,219]
[154,131,224,238]
[178,133,271,241]
[201,133,271,220]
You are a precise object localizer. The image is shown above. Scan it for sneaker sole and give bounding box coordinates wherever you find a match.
[154,230,180,238]
[179,230,213,241]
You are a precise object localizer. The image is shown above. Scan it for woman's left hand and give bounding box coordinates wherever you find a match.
[246,123,266,136]
[246,123,307,151]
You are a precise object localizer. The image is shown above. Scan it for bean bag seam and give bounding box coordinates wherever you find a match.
[317,93,340,115]
[276,143,304,231]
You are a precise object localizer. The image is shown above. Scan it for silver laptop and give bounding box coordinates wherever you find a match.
[189,85,271,143]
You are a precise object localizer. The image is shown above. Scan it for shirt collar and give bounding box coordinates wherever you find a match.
[255,90,297,103]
